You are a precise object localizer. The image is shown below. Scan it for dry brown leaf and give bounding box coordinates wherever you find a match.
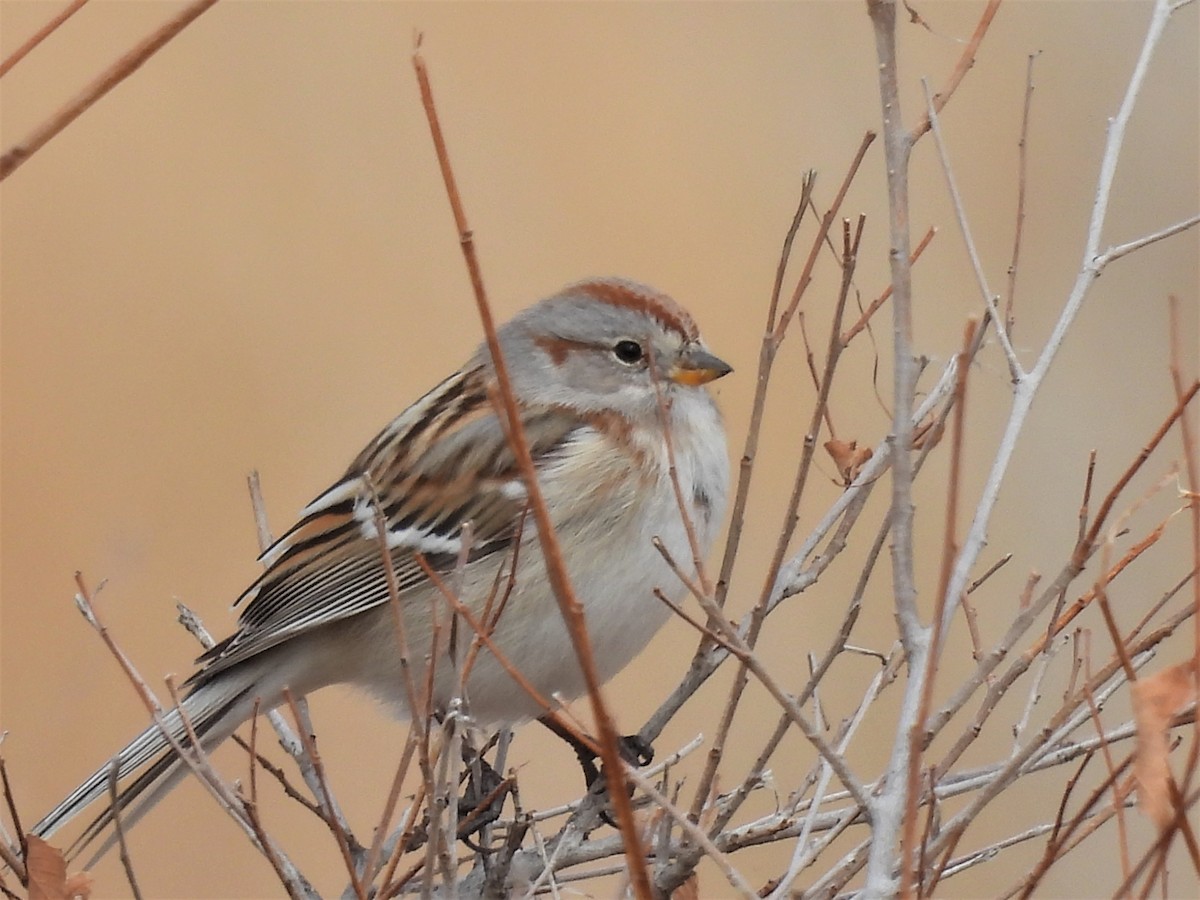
[911,414,942,451]
[1132,661,1197,829]
[697,773,721,832]
[671,872,700,900]
[26,835,68,900]
[62,872,93,900]
[824,438,873,484]
[633,804,662,830]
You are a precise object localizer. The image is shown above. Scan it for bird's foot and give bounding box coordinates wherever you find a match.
[537,715,654,827]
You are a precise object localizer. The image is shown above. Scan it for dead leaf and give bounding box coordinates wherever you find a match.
[25,835,67,900]
[1132,661,1197,829]
[62,872,93,900]
[825,438,872,484]
[671,872,699,900]
[911,415,942,451]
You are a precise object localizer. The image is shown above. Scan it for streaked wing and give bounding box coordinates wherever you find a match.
[188,367,579,686]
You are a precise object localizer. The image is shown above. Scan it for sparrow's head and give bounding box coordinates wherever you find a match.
[485,278,732,421]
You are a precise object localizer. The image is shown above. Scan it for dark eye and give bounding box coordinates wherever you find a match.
[612,339,644,364]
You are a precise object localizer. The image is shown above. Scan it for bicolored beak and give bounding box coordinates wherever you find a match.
[669,344,733,386]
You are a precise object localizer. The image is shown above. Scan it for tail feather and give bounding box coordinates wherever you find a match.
[71,746,187,864]
[33,680,254,859]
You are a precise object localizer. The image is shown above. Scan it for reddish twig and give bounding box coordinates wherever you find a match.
[1082,381,1198,553]
[367,492,434,726]
[377,780,430,897]
[840,225,937,346]
[1167,296,1200,796]
[410,41,649,896]
[930,615,1189,878]
[907,0,1003,144]
[0,0,220,180]
[898,318,976,897]
[690,215,866,827]
[237,707,303,900]
[105,757,142,900]
[362,734,421,886]
[0,0,90,78]
[1076,451,1099,558]
[1113,781,1200,897]
[460,512,526,683]
[1080,636,1132,882]
[647,356,713,598]
[1004,51,1040,335]
[281,690,364,900]
[712,173,815,614]
[0,756,26,883]
[799,312,838,440]
[773,135,875,340]
[413,554,583,740]
[1016,751,1134,898]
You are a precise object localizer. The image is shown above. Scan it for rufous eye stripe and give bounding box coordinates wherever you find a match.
[533,334,591,366]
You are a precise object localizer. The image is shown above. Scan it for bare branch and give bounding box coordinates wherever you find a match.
[0,0,220,180]
[922,78,1022,380]
[0,0,90,79]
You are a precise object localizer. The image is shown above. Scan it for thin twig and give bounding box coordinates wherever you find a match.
[106,757,142,900]
[938,0,1195,658]
[654,548,872,815]
[898,319,977,897]
[1017,751,1136,898]
[923,78,1022,380]
[0,0,90,78]
[768,666,886,898]
[239,707,304,900]
[689,216,865,830]
[412,38,657,897]
[247,469,274,548]
[712,175,816,616]
[1004,51,1040,335]
[773,135,876,339]
[411,41,650,896]
[929,638,1184,874]
[0,756,27,883]
[0,0,220,180]
[1083,382,1198,553]
[841,225,937,346]
[621,767,757,899]
[907,0,1002,143]
[1095,213,1200,267]
[79,584,249,846]
[282,691,365,900]
[863,0,934,889]
[1079,637,1131,881]
[362,734,422,886]
[1167,293,1200,811]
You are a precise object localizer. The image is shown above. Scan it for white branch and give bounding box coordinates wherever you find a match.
[938,0,1184,641]
[921,77,1023,381]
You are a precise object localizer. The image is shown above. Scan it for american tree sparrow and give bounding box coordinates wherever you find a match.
[36,278,732,854]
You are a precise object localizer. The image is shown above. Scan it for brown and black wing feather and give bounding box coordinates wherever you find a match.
[190,368,580,687]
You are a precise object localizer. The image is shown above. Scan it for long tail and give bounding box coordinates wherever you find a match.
[32,673,261,863]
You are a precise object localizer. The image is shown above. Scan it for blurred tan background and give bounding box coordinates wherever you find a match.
[2,1,1197,897]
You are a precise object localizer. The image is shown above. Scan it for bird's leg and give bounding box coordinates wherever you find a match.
[455,739,508,852]
[403,721,510,854]
[537,714,654,824]
[539,714,601,785]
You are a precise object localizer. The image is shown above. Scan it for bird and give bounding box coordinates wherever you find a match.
[34,277,732,859]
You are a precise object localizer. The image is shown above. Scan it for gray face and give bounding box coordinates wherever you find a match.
[474,282,720,424]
